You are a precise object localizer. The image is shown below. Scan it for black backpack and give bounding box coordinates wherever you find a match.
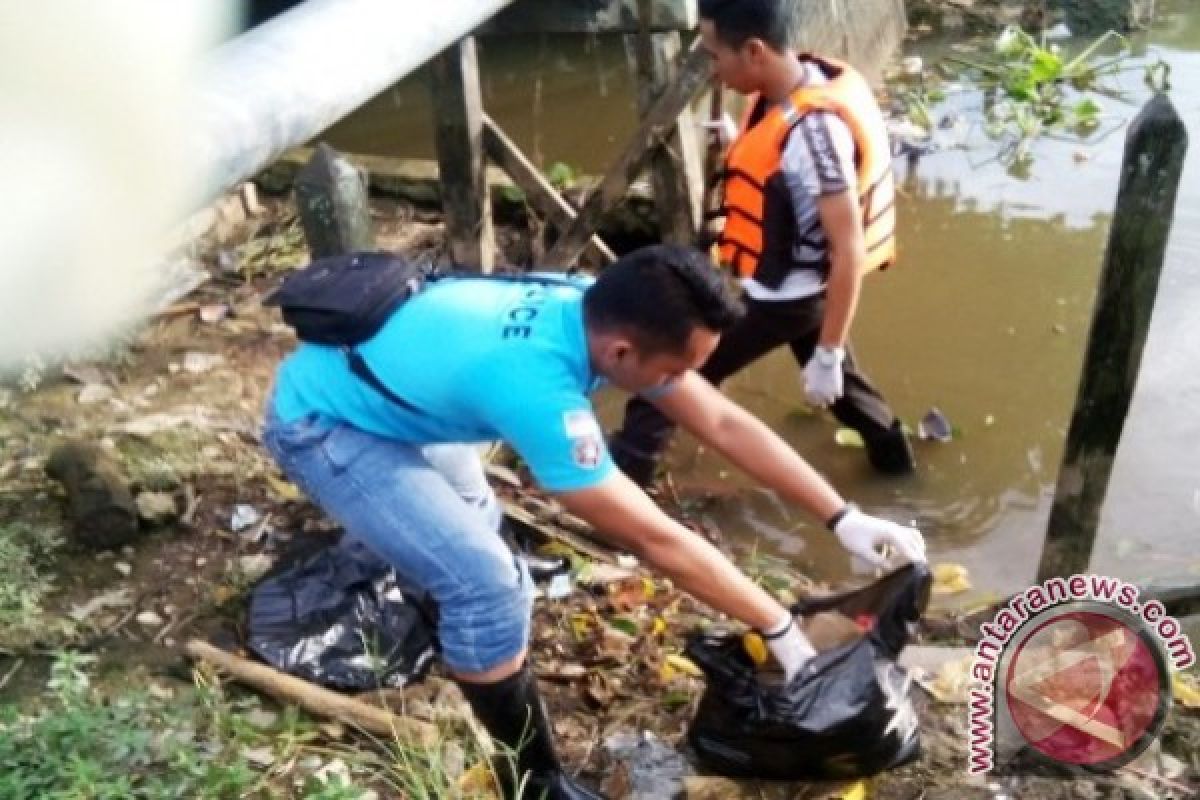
[263,251,430,411]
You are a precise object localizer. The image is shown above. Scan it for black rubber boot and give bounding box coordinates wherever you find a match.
[864,420,916,476]
[456,665,606,800]
[607,437,659,489]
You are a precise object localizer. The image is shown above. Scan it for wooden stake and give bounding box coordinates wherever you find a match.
[431,36,495,271]
[1036,94,1188,582]
[631,0,704,245]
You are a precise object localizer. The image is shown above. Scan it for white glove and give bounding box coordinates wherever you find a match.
[762,614,817,682]
[802,345,845,407]
[832,506,927,568]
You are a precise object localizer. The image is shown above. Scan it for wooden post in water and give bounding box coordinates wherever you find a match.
[1035,93,1188,583]
[430,36,495,272]
[631,0,705,245]
[295,143,376,258]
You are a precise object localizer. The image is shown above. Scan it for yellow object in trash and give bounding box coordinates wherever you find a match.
[743,631,770,666]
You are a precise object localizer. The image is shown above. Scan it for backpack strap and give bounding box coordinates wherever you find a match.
[343,347,424,414]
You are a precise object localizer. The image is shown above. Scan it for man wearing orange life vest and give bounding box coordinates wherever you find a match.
[610,0,915,485]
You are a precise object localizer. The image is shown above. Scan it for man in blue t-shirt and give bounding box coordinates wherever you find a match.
[263,245,925,800]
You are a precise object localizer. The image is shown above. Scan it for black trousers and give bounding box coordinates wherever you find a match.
[612,292,899,465]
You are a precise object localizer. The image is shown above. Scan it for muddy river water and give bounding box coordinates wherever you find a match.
[321,3,1200,605]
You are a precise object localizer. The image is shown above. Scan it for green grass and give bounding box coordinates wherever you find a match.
[0,650,517,799]
[0,652,378,799]
[0,520,64,647]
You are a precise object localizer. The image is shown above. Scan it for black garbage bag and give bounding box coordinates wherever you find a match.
[246,537,438,691]
[686,563,932,781]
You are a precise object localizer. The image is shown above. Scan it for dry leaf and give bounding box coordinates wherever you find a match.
[665,654,703,678]
[835,428,866,448]
[1173,672,1200,710]
[914,655,974,704]
[266,473,300,501]
[932,562,972,595]
[457,760,499,798]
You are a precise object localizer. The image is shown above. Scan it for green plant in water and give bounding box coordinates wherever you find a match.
[903,25,1152,167]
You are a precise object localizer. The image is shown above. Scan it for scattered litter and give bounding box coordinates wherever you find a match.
[68,589,133,622]
[136,610,164,628]
[616,554,639,569]
[604,730,691,800]
[984,415,996,427]
[241,746,276,768]
[1044,22,1072,40]
[912,654,975,704]
[265,474,301,501]
[1173,672,1200,710]
[115,407,255,437]
[578,562,636,587]
[834,428,865,448]
[918,407,954,442]
[237,554,275,583]
[199,304,230,324]
[63,364,113,386]
[901,55,924,77]
[114,562,133,577]
[544,572,573,600]
[230,504,262,532]
[182,352,225,374]
[136,491,178,525]
[77,384,115,406]
[932,563,972,595]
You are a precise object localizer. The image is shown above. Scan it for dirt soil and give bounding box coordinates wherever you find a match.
[1,179,1197,799]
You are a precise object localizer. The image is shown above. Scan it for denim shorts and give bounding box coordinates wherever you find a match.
[262,408,534,675]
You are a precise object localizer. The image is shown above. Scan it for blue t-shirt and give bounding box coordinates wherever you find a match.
[271,276,615,492]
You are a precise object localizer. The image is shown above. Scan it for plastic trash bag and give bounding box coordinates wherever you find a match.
[686,563,932,781]
[246,537,438,690]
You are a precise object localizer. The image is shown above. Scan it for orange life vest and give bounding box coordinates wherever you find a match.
[716,56,897,284]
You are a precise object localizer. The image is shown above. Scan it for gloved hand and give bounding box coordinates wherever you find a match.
[832,507,926,568]
[762,614,817,682]
[802,345,845,407]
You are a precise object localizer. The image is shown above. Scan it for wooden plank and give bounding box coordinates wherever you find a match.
[1035,94,1187,582]
[631,0,704,245]
[481,0,695,35]
[539,36,711,267]
[186,640,439,746]
[430,36,494,271]
[481,114,617,266]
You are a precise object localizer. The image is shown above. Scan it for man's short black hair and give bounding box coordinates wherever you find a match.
[699,0,791,52]
[583,244,743,356]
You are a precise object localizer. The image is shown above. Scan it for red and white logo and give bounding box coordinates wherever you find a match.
[999,605,1170,770]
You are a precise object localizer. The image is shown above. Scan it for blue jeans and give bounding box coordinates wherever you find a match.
[262,409,534,675]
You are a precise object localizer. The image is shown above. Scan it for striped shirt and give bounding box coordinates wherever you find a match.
[742,60,859,303]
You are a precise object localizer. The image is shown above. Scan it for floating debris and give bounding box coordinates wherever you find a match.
[918,408,955,442]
